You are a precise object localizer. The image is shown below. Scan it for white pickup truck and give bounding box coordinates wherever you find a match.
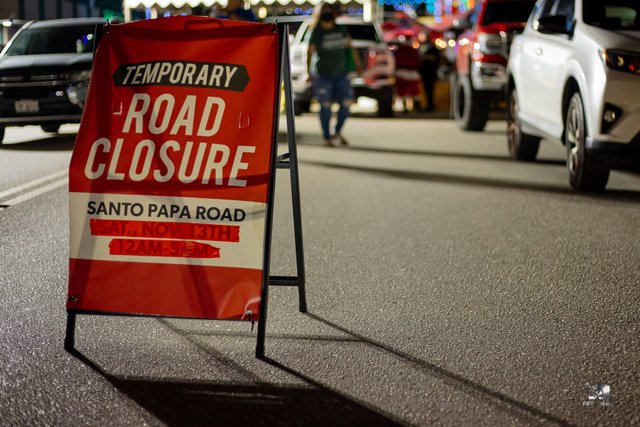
[290,17,396,117]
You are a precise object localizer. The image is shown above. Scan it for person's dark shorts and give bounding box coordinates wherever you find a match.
[312,75,353,105]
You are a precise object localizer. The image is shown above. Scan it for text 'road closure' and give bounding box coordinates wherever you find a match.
[83,92,256,186]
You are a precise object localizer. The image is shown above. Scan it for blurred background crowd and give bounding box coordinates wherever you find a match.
[1,1,481,114]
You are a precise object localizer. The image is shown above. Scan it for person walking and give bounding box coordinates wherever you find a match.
[419,40,440,112]
[306,2,361,147]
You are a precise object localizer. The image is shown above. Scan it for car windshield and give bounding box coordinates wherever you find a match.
[483,1,537,24]
[4,25,96,56]
[583,0,640,30]
[344,24,379,42]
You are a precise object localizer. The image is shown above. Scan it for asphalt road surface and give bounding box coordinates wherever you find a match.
[0,112,638,426]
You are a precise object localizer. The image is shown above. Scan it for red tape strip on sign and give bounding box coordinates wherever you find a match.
[90,219,240,242]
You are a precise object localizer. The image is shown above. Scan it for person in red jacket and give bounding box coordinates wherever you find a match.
[390,35,422,112]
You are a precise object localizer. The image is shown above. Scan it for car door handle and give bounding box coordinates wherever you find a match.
[535,48,543,56]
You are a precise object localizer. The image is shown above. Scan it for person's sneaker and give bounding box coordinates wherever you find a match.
[334,134,349,146]
[323,138,335,147]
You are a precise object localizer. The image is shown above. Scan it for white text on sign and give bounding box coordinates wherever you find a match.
[83,93,256,186]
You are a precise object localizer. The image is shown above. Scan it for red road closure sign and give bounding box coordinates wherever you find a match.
[67,17,279,320]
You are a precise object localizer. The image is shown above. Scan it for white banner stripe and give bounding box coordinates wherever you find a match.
[69,193,266,270]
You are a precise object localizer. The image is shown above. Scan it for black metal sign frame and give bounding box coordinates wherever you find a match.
[257,21,307,357]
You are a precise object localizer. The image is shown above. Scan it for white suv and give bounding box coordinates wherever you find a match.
[506,0,640,191]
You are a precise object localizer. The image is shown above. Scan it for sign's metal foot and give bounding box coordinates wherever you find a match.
[64,311,77,352]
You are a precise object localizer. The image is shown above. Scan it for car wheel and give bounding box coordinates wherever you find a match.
[293,100,310,116]
[376,86,394,117]
[452,73,490,131]
[507,87,540,161]
[565,92,609,191]
[41,124,61,133]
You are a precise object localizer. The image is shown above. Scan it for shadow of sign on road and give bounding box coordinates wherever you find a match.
[299,158,640,204]
[344,145,566,166]
[67,311,577,426]
[67,347,402,427]
[304,313,575,427]
[113,377,401,427]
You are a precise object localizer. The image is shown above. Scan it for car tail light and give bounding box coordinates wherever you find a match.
[600,49,640,75]
[368,48,392,68]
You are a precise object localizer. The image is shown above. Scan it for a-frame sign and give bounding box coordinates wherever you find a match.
[65,16,306,358]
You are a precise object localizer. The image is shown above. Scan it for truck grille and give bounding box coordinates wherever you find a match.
[0,71,81,118]
[0,73,70,86]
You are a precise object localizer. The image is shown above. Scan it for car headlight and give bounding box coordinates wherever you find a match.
[477,32,504,54]
[599,49,640,75]
[69,70,91,82]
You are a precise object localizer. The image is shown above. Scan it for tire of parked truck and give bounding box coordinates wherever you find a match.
[452,73,490,131]
[506,87,540,161]
[376,86,394,118]
[41,124,61,133]
[293,100,310,116]
[565,92,609,191]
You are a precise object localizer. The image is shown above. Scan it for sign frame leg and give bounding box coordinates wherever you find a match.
[64,310,77,352]
[255,24,285,359]
[267,23,307,312]
[257,22,307,357]
[282,24,308,314]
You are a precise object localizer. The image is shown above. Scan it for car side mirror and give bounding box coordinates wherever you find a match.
[536,15,572,35]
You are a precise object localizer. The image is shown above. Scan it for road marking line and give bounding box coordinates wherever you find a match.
[2,177,68,206]
[0,169,68,202]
